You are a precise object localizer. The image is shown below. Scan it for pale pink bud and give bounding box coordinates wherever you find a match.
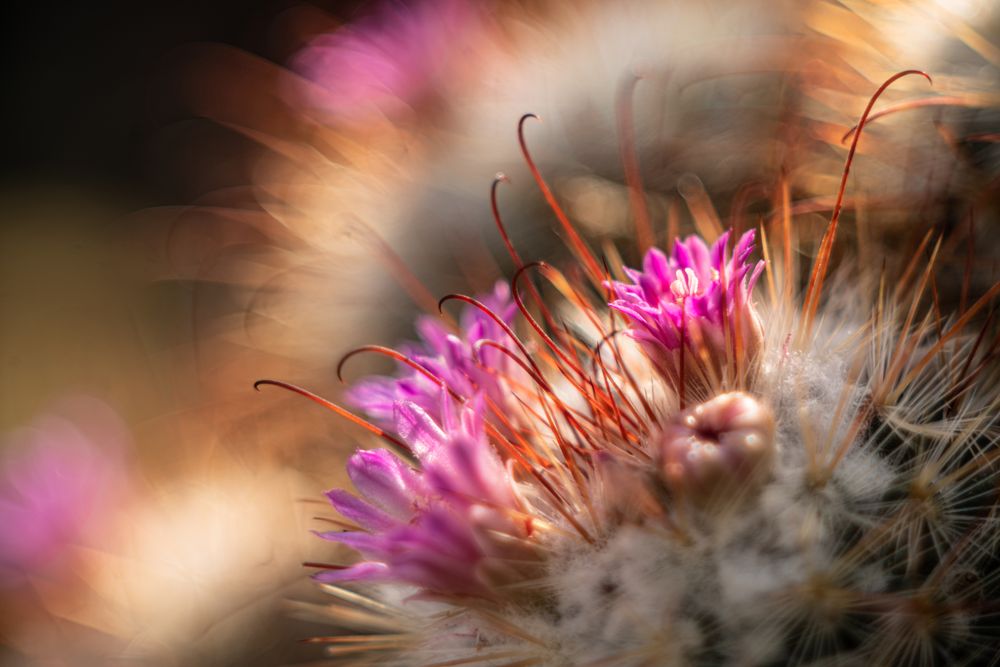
[659,392,775,503]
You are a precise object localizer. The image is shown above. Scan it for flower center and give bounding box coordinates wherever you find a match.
[670,268,700,299]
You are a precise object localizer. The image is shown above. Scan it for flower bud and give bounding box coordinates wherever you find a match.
[659,392,775,504]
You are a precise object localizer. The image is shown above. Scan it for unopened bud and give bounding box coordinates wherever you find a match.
[660,392,775,503]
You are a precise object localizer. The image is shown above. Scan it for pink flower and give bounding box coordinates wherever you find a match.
[0,398,129,586]
[608,230,765,389]
[292,0,483,121]
[347,281,516,429]
[320,284,544,598]
[317,396,536,598]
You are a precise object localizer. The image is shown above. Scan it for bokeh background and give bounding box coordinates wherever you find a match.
[1,0,998,665]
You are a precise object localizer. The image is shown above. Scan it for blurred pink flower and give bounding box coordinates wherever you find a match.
[292,0,484,120]
[0,397,129,586]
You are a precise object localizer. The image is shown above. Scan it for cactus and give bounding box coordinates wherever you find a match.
[257,71,1000,666]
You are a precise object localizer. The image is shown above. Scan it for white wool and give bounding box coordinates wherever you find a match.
[830,448,895,509]
[535,526,703,665]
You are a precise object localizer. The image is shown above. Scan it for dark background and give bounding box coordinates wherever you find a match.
[1,0,365,208]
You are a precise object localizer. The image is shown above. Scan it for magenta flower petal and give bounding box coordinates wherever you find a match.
[423,435,514,510]
[346,449,421,521]
[393,401,447,459]
[405,510,480,561]
[325,489,399,533]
